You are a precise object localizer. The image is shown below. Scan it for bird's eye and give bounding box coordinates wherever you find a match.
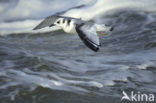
[57,21,60,24]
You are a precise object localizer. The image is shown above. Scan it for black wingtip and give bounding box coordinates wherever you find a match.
[91,43,101,52]
[93,46,100,52]
[33,26,39,30]
[85,41,100,52]
[75,23,100,52]
[32,28,36,30]
[110,26,114,31]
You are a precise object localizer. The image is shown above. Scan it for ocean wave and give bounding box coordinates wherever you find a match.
[0,19,62,36]
[0,0,156,36]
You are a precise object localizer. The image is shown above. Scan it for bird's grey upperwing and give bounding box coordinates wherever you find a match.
[33,15,78,30]
[75,23,101,52]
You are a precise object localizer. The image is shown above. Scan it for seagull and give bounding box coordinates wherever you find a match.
[33,15,113,52]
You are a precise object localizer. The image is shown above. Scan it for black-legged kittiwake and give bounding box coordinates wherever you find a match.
[33,15,113,52]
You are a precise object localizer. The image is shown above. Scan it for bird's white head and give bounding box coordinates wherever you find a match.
[50,18,72,28]
[50,18,75,34]
[53,18,64,27]
[49,18,65,28]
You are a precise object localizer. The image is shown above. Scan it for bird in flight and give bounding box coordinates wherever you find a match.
[33,15,113,52]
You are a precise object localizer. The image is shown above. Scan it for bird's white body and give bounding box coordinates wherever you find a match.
[61,19,77,34]
[53,18,110,35]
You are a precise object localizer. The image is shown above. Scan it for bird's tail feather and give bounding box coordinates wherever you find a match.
[95,24,113,35]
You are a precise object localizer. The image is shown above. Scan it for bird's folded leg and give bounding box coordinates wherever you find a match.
[99,32,108,36]
[97,31,108,36]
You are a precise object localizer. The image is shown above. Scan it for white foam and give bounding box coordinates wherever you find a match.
[0,19,61,36]
[88,81,103,88]
[0,0,156,35]
[7,69,63,87]
[2,69,90,93]
[64,0,156,20]
[53,80,63,86]
[137,62,155,70]
[0,0,90,22]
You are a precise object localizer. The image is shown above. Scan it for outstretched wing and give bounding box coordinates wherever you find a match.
[75,23,100,52]
[33,15,76,30]
[33,15,60,30]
